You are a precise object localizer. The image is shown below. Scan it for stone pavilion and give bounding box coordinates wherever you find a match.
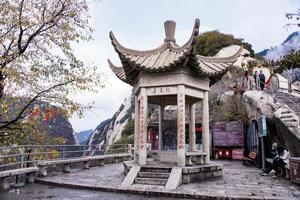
[108,19,241,188]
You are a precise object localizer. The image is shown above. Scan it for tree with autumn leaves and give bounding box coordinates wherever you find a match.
[0,0,103,145]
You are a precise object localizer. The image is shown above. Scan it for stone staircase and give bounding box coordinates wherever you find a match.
[134,166,171,186]
[279,108,299,127]
[275,91,300,114]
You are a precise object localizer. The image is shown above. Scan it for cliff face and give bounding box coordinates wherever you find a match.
[0,98,79,145]
[87,94,134,149]
[35,103,79,145]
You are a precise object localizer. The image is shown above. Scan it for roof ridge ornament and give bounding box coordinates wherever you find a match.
[164,20,176,43]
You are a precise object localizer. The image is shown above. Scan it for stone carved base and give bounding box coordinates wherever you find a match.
[63,164,71,173]
[181,163,223,183]
[0,177,10,190]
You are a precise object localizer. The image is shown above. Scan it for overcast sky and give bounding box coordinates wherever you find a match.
[70,0,300,132]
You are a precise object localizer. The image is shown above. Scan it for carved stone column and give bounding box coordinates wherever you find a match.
[177,85,186,167]
[134,94,140,161]
[138,88,147,166]
[158,105,164,150]
[202,91,210,163]
[189,103,196,151]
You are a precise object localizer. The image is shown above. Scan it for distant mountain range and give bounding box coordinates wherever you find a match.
[76,129,93,144]
[257,31,300,60]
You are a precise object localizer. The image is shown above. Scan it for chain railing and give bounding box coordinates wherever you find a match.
[0,144,132,171]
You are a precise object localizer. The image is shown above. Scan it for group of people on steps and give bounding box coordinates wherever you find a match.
[243,69,266,91]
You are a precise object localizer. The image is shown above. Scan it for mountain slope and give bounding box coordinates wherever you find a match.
[257,31,300,60]
[76,129,93,144]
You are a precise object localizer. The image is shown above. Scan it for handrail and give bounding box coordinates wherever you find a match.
[0,144,132,171]
[0,144,127,151]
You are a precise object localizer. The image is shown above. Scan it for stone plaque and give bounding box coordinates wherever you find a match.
[146,86,177,96]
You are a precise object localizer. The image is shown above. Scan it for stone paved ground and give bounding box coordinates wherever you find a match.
[0,183,180,200]
[3,160,299,200]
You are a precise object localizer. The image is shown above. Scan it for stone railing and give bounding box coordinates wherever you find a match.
[0,144,133,190]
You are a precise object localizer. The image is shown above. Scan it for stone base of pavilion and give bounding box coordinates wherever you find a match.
[123,160,223,189]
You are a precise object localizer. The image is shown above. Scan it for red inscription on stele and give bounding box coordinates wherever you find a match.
[139,96,145,150]
[178,93,185,149]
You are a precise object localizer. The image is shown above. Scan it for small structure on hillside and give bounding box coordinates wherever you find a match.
[108,19,241,188]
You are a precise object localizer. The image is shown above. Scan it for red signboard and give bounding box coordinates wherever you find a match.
[290,157,300,184]
[213,121,244,147]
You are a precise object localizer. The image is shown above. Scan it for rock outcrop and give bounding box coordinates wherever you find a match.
[242,90,300,156]
[36,103,79,145]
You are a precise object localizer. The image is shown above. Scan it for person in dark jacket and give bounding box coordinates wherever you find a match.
[259,70,265,90]
[260,143,288,177]
[253,70,258,89]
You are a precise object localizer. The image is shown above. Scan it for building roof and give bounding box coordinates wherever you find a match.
[108,19,242,86]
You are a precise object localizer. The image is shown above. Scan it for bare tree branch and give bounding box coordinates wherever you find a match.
[0,80,75,129]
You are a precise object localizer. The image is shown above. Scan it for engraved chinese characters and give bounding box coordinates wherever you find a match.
[138,88,148,165]
[178,93,185,149]
[151,87,170,94]
[146,86,177,96]
[177,85,186,167]
[139,95,145,150]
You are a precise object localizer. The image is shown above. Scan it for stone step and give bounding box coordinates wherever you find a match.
[280,114,294,119]
[140,167,172,173]
[137,172,170,179]
[281,118,298,122]
[281,110,291,115]
[284,122,298,127]
[134,177,168,186]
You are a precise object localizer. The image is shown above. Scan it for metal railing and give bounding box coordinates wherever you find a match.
[0,144,132,171]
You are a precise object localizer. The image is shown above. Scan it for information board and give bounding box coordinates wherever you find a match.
[257,115,267,137]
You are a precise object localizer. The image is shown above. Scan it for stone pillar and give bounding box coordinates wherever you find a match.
[134,95,139,161]
[158,105,164,150]
[202,91,210,163]
[299,105,300,127]
[189,103,196,151]
[177,85,186,167]
[138,88,148,166]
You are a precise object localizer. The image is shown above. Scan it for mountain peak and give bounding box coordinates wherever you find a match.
[283,31,299,44]
[257,31,300,60]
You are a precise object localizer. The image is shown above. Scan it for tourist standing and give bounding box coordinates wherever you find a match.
[243,70,249,90]
[259,70,265,90]
[254,71,258,89]
[244,70,249,81]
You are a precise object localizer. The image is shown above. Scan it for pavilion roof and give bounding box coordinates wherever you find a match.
[108,19,242,86]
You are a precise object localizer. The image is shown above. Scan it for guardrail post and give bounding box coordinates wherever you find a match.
[16,147,25,186]
[127,144,132,154]
[62,146,65,158]
[21,149,24,169]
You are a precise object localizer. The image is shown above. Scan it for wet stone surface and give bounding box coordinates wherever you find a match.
[0,183,180,200]
[1,161,300,199]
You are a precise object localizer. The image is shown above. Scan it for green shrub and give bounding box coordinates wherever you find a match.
[121,118,134,136]
[106,134,134,154]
